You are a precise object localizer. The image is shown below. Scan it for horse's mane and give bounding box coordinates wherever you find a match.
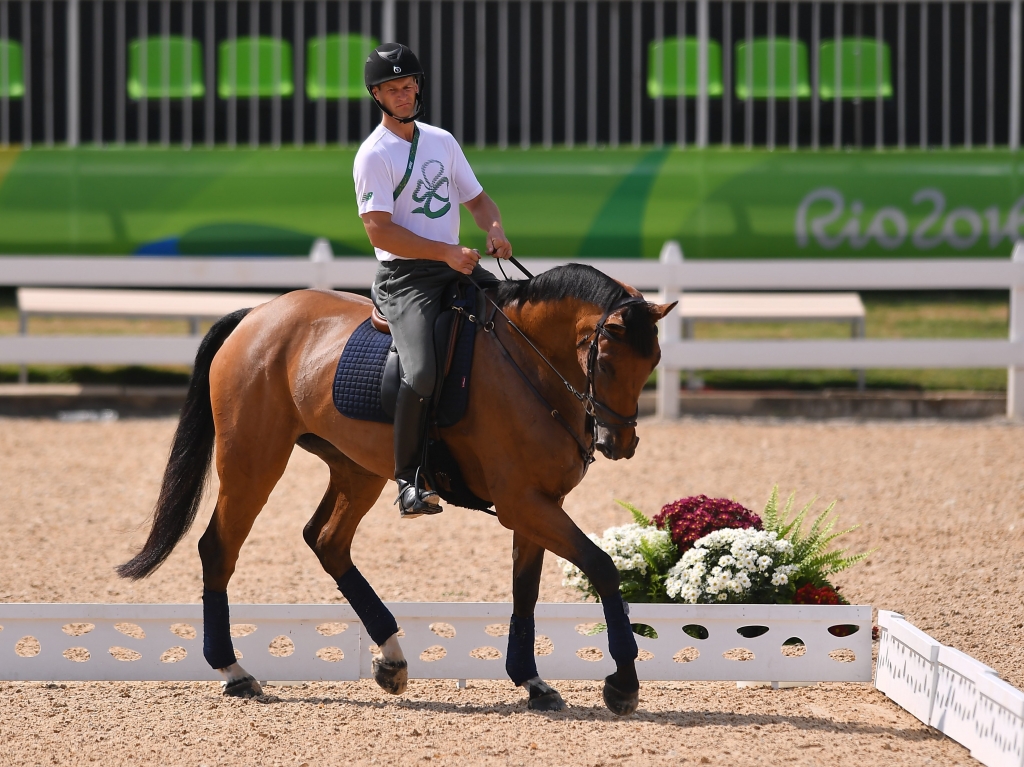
[493,263,657,357]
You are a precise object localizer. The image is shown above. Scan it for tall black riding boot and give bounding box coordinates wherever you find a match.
[393,382,443,519]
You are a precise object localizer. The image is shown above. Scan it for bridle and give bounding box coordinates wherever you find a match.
[465,268,646,469]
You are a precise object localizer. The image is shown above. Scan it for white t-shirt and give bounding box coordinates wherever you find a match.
[353,122,484,262]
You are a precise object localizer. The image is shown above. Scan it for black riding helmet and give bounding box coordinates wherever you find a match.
[364,43,425,124]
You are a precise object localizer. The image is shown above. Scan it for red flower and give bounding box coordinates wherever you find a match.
[653,495,762,552]
[794,583,842,605]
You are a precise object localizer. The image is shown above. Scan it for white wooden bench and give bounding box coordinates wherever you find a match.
[646,291,867,390]
[15,288,280,383]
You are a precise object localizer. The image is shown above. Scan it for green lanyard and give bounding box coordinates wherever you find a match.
[393,124,420,201]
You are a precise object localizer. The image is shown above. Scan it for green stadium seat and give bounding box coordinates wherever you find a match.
[818,38,893,99]
[127,37,204,99]
[306,33,378,99]
[734,38,811,99]
[0,40,24,99]
[218,37,294,98]
[647,38,723,98]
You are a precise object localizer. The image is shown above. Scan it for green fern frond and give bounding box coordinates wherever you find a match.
[616,499,652,527]
[764,490,872,587]
[803,499,834,542]
[785,496,815,541]
[763,486,780,530]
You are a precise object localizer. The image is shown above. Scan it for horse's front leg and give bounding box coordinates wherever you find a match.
[507,532,566,711]
[499,492,639,716]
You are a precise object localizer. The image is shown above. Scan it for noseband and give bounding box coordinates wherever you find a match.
[465,274,645,468]
[581,298,645,433]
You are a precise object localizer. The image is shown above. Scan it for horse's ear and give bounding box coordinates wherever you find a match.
[648,301,677,322]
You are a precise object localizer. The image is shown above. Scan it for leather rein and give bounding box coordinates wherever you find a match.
[464,270,645,469]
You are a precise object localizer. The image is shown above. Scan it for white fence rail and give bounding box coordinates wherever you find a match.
[876,610,1024,767]
[0,602,872,683]
[1,244,1022,418]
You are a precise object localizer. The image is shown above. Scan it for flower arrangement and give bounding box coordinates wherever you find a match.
[561,487,870,607]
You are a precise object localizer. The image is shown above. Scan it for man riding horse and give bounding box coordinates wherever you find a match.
[355,42,513,519]
[117,39,676,717]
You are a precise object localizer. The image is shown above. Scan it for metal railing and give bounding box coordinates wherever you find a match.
[1,244,1022,418]
[0,0,1022,148]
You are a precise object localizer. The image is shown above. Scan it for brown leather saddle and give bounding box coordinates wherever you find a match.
[370,304,391,334]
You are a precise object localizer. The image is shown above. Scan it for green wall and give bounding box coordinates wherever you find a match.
[0,146,1021,258]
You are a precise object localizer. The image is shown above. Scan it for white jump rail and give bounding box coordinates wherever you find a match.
[17,288,280,327]
[875,610,1024,767]
[1,241,1022,418]
[0,602,871,685]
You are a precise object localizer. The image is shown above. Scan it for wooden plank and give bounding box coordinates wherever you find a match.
[0,336,201,365]
[662,339,1023,369]
[643,291,866,321]
[18,288,280,318]
[1,257,1020,292]
[2,336,1019,369]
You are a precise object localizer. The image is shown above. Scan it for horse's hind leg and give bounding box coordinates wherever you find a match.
[197,431,295,698]
[507,532,566,711]
[297,436,404,694]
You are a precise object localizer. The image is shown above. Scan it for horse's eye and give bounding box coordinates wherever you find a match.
[599,360,615,376]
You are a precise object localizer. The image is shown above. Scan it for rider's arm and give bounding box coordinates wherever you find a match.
[463,191,512,260]
[361,212,481,274]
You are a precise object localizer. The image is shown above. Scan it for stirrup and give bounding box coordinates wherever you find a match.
[395,468,443,519]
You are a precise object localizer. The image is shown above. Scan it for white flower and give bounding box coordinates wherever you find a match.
[664,525,801,604]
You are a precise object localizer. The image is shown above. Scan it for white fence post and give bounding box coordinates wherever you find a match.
[1009,242,1024,420]
[309,237,335,290]
[656,240,683,419]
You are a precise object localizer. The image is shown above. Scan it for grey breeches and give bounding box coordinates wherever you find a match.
[374,259,499,398]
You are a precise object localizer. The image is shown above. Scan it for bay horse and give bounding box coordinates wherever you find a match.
[117,263,674,716]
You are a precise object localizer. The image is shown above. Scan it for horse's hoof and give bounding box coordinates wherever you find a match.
[222,675,263,698]
[372,657,408,695]
[602,675,639,716]
[527,688,566,712]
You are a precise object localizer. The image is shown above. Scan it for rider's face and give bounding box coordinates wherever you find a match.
[374,77,419,120]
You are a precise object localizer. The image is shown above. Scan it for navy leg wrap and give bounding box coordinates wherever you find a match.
[602,594,638,665]
[202,589,237,670]
[335,566,399,647]
[505,614,539,686]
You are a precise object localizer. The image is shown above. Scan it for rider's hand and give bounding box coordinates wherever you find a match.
[445,246,481,275]
[486,227,513,260]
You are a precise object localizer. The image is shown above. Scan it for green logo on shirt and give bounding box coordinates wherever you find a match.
[361,191,374,203]
[411,160,451,219]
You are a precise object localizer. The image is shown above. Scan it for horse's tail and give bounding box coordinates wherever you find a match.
[116,308,252,581]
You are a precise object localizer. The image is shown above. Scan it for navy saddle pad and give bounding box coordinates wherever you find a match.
[332,313,475,427]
